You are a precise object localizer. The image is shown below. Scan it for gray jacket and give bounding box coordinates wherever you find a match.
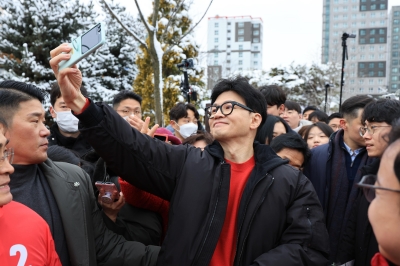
[39,159,160,266]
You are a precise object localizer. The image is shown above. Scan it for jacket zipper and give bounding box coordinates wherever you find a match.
[191,161,226,266]
[77,181,91,264]
[306,206,312,251]
[234,175,275,266]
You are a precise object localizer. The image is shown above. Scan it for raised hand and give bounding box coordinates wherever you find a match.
[49,44,86,113]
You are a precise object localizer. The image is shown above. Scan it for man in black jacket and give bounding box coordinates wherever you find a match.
[0,80,159,266]
[303,95,374,261]
[337,99,400,266]
[50,43,330,266]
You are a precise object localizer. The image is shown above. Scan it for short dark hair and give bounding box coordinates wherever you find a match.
[308,110,329,123]
[362,99,400,126]
[255,115,291,144]
[328,112,343,123]
[0,80,45,126]
[284,101,301,114]
[340,95,374,121]
[182,131,214,146]
[50,82,88,107]
[258,85,286,107]
[303,105,318,115]
[169,103,199,121]
[112,90,142,108]
[211,77,267,126]
[270,132,311,166]
[303,122,334,142]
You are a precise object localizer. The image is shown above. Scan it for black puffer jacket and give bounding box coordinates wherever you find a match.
[76,100,330,266]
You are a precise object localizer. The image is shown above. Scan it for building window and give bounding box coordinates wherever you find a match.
[239,68,242,71]
[393,68,398,73]
[359,88,364,93]
[393,59,399,65]
[395,28,400,33]
[214,60,218,65]
[239,52,243,57]
[395,35,399,41]
[371,4,376,10]
[351,88,355,92]
[370,29,376,35]
[392,84,398,89]
[360,29,366,36]
[361,5,367,11]
[215,30,218,35]
[392,76,398,81]
[378,62,384,68]
[369,79,374,84]
[215,23,218,27]
[239,45,243,50]
[360,63,365,68]
[228,22,231,25]
[238,37,244,42]
[253,24,260,28]
[214,52,218,57]
[368,71,375,76]
[379,4,386,9]
[238,22,244,28]
[395,11,400,17]
[214,38,218,43]
[227,30,231,33]
[238,29,244,35]
[370,46,374,51]
[370,38,375,44]
[254,53,258,58]
[378,71,384,77]
[253,38,259,43]
[214,45,218,49]
[378,79,383,84]
[379,37,385,43]
[254,45,258,50]
[227,45,231,48]
[369,88,374,92]
[227,37,231,41]
[239,60,243,65]
[379,29,385,34]
[253,30,259,36]
[360,38,366,44]
[254,61,258,65]
[394,51,399,57]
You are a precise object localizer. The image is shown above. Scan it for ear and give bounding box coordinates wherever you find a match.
[49,106,57,118]
[299,113,303,119]
[170,120,178,131]
[339,118,347,130]
[250,113,263,130]
[278,104,285,115]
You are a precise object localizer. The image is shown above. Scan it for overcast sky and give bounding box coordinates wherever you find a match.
[115,0,400,70]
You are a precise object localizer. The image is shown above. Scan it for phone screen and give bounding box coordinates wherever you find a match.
[81,24,102,54]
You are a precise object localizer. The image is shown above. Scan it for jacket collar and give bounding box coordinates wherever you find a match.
[205,140,287,172]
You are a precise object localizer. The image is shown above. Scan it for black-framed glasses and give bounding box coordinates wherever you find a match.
[357,174,400,202]
[205,101,254,118]
[0,148,14,164]
[359,125,391,137]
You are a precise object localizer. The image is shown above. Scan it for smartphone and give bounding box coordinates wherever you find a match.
[58,22,106,71]
[154,134,169,142]
[95,181,119,204]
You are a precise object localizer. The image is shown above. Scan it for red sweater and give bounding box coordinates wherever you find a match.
[0,201,61,266]
[210,156,255,266]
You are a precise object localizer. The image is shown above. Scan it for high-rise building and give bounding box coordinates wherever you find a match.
[207,15,263,90]
[322,0,388,99]
[388,6,400,93]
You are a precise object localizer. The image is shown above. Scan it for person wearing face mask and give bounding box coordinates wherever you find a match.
[168,103,201,142]
[48,83,93,158]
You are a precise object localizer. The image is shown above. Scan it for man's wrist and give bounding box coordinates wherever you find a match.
[71,95,89,115]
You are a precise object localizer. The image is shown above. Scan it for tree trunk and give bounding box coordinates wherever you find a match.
[149,30,163,126]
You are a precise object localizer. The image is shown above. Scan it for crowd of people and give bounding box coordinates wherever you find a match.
[0,42,400,265]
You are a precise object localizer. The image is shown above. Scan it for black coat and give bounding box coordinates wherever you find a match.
[76,101,330,266]
[336,160,380,266]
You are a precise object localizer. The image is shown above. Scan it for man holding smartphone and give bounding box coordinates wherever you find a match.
[50,43,329,266]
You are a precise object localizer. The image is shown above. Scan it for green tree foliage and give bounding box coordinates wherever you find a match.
[133,0,205,126]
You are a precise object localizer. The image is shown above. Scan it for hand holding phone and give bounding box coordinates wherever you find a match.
[95,181,120,204]
[58,22,106,71]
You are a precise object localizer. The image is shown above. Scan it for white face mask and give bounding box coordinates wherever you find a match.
[175,122,198,139]
[54,110,79,133]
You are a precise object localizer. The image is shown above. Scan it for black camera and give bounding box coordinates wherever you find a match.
[177,58,194,69]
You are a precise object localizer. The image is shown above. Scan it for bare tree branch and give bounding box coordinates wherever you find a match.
[164,0,213,54]
[151,0,161,30]
[161,0,186,42]
[134,0,153,33]
[101,0,148,49]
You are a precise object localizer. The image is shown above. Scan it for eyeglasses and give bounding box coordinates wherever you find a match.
[0,148,14,164]
[117,109,142,117]
[357,174,400,202]
[205,101,254,118]
[359,125,391,137]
